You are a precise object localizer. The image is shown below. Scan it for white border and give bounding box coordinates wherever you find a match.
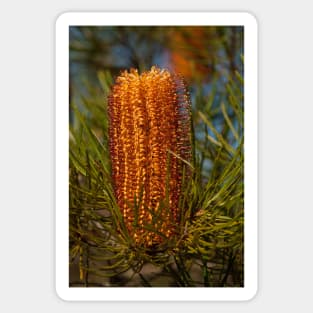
[55,12,258,301]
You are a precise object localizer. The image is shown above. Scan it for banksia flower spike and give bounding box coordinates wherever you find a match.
[108,66,192,246]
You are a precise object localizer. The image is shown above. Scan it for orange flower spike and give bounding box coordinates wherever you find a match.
[108,66,192,246]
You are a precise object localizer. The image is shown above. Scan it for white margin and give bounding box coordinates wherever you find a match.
[55,12,258,301]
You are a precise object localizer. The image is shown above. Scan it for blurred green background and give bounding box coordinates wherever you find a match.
[69,26,243,121]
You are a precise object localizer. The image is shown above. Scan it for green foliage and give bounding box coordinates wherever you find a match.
[69,65,244,287]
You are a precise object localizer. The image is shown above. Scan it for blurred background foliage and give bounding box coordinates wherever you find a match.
[69,26,244,287]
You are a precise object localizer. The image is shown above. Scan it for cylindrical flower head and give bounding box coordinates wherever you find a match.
[108,66,192,246]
